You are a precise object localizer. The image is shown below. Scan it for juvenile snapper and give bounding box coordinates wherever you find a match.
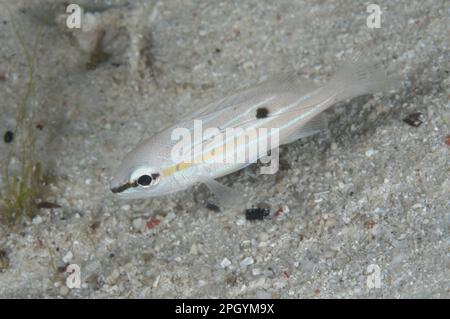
[110,57,397,207]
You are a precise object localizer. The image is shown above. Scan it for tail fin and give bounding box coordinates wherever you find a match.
[326,55,399,101]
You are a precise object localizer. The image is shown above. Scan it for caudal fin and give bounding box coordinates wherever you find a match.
[327,55,399,101]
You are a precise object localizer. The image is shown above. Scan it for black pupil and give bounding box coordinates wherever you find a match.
[137,175,152,186]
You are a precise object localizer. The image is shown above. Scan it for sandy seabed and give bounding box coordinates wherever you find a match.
[0,0,448,298]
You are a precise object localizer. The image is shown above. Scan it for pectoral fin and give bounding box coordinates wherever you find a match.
[200,177,245,209]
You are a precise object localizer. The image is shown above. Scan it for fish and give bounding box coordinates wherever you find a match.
[110,56,397,207]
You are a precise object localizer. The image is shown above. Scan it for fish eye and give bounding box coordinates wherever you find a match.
[137,174,152,186]
[133,171,160,188]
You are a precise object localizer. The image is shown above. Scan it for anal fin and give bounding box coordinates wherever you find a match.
[200,177,245,209]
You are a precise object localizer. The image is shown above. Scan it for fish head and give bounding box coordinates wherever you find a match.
[110,136,183,199]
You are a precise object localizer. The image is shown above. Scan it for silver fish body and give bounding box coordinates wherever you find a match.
[110,58,396,204]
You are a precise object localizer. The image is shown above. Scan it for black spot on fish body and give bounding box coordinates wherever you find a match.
[256,107,269,119]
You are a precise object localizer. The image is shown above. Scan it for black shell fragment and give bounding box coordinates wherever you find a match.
[403,112,425,127]
[245,207,270,221]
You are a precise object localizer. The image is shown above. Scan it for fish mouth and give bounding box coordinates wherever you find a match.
[110,180,138,194]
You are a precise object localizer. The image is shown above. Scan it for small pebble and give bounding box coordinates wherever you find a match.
[32,215,43,225]
[220,258,232,268]
[3,130,13,143]
[36,122,44,130]
[190,244,198,255]
[252,268,262,276]
[37,202,61,209]
[0,249,9,271]
[106,269,120,285]
[59,285,70,296]
[245,207,270,221]
[243,61,255,70]
[403,112,425,127]
[273,280,287,289]
[146,217,160,229]
[240,256,254,268]
[62,251,73,263]
[365,149,376,157]
[325,218,337,229]
[120,204,130,211]
[164,212,176,223]
[331,142,338,150]
[258,233,269,242]
[132,218,145,232]
[444,135,450,146]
